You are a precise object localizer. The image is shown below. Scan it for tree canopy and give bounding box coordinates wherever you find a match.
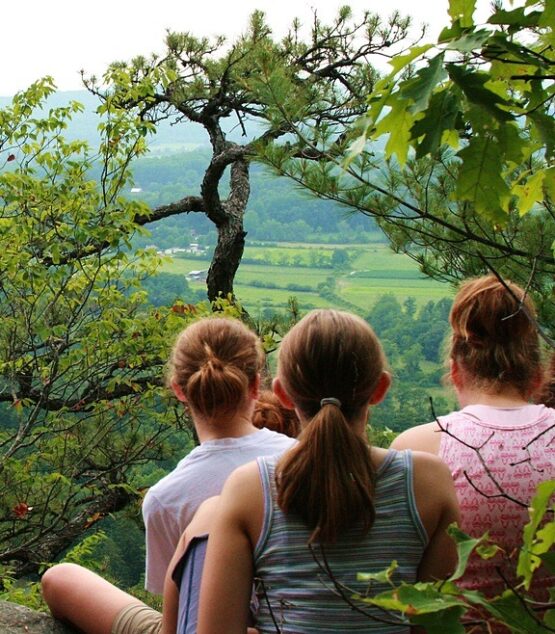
[258,0,555,324]
[0,79,207,578]
[84,7,416,301]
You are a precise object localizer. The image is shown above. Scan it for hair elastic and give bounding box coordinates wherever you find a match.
[320,397,342,409]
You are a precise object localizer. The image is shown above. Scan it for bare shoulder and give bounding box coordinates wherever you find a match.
[391,421,442,454]
[411,450,459,535]
[219,461,263,513]
[223,460,261,489]
[411,450,452,482]
[185,496,221,538]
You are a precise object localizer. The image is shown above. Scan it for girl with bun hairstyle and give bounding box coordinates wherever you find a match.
[42,317,294,634]
[253,389,301,438]
[393,275,555,598]
[142,318,294,594]
[197,309,459,633]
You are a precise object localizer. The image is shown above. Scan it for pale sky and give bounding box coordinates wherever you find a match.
[1,0,491,96]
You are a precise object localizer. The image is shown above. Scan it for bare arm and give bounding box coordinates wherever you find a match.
[411,452,460,581]
[197,463,262,634]
[160,534,185,634]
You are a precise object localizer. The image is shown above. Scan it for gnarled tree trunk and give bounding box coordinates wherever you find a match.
[207,158,250,302]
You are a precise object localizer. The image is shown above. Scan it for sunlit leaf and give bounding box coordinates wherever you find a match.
[357,560,398,585]
[512,170,546,215]
[448,0,476,27]
[517,480,555,588]
[447,524,492,582]
[455,137,511,221]
[372,94,416,166]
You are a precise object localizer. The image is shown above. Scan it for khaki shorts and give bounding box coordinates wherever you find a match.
[111,603,162,634]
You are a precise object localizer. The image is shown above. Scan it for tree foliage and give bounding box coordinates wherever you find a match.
[356,0,554,218]
[355,481,555,632]
[83,7,416,301]
[0,79,213,579]
[257,0,555,323]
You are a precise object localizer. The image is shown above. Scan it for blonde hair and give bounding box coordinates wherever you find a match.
[168,317,264,418]
[276,309,386,543]
[449,275,542,396]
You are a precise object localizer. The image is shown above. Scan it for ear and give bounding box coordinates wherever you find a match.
[369,371,391,405]
[248,373,261,401]
[171,380,188,403]
[272,377,296,410]
[449,358,463,389]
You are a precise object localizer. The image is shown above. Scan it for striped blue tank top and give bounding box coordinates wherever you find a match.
[253,449,427,633]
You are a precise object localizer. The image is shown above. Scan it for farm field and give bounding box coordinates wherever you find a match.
[162,242,452,314]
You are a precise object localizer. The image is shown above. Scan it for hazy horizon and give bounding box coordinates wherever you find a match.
[2,0,492,97]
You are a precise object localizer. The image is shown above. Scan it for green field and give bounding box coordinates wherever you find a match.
[163,243,452,314]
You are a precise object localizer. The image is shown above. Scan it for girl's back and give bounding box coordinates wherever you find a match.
[197,309,459,634]
[437,403,555,597]
[254,450,426,633]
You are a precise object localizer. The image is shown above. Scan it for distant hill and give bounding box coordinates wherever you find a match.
[0,89,263,152]
[0,89,385,244]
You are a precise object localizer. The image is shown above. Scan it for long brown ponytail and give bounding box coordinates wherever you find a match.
[276,309,386,544]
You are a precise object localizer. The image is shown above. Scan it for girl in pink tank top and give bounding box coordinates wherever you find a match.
[393,275,554,624]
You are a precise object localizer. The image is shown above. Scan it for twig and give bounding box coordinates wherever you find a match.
[430,398,555,514]
[478,255,555,349]
[254,576,282,633]
[308,543,408,626]
[523,424,555,451]
[495,567,555,632]
[462,471,529,509]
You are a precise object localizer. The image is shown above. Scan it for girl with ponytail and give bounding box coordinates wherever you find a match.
[41,317,294,634]
[197,309,459,633]
[393,275,555,600]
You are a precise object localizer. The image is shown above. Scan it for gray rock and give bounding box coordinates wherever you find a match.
[0,601,77,633]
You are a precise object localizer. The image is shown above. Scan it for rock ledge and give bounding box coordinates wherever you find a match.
[0,600,76,633]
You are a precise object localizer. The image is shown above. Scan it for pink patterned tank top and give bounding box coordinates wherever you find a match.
[437,404,555,599]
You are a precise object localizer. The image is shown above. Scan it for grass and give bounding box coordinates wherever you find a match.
[162,243,453,313]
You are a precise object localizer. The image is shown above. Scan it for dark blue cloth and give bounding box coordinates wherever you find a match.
[171,534,208,634]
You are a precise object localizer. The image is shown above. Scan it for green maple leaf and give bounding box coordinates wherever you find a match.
[517,480,555,589]
[372,93,416,166]
[470,590,548,632]
[401,54,447,113]
[448,0,476,28]
[512,170,545,216]
[455,137,511,221]
[410,606,466,634]
[411,88,461,158]
[448,65,515,122]
[528,110,555,160]
[488,6,541,29]
[544,167,555,201]
[495,121,528,165]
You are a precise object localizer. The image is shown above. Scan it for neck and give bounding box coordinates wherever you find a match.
[298,407,370,440]
[194,409,258,443]
[455,385,529,409]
